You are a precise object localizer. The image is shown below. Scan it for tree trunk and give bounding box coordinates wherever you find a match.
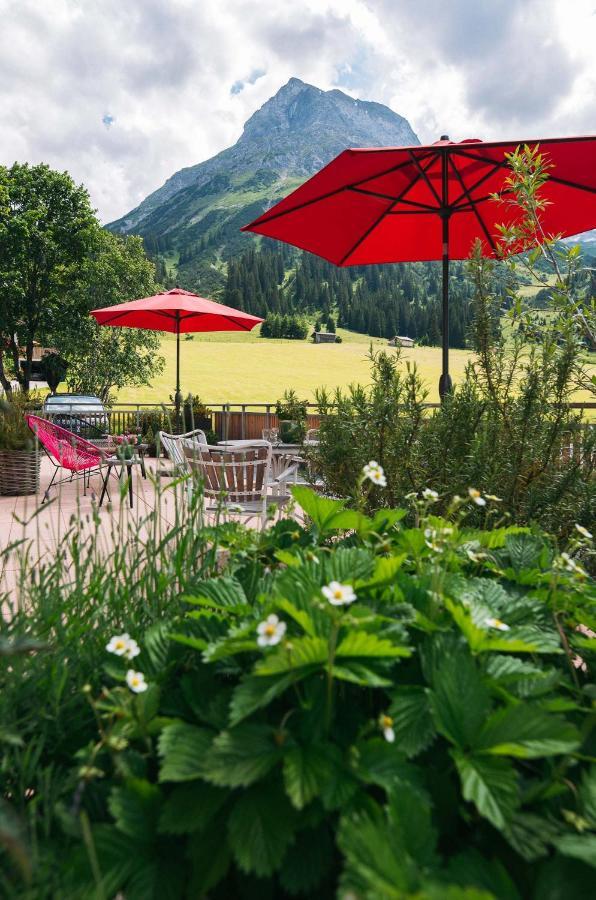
[0,348,13,394]
[23,338,34,393]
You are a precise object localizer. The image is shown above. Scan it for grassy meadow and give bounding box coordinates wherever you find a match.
[116,328,475,405]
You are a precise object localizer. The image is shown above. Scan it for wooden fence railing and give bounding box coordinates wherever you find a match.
[39,400,596,445]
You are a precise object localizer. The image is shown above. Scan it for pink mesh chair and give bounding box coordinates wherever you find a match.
[25,414,109,501]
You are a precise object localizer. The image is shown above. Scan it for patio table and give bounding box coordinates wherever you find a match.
[98,451,146,509]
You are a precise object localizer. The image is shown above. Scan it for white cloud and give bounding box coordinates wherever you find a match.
[0,0,594,223]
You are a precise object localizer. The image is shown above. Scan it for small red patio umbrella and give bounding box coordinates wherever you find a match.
[243,134,596,397]
[91,288,263,420]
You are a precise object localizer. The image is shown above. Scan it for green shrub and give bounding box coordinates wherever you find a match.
[1,481,595,898]
[0,392,42,451]
[313,347,595,544]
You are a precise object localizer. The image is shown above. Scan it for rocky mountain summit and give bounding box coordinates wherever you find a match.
[108,78,419,289]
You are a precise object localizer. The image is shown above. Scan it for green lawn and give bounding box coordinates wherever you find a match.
[116,328,475,405]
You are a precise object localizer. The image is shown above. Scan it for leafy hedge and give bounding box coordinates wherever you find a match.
[3,486,594,898]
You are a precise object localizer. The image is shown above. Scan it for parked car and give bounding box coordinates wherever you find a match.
[42,394,109,438]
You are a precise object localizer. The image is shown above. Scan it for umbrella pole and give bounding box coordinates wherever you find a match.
[175,315,182,430]
[439,150,453,401]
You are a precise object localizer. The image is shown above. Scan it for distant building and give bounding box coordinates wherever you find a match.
[388,335,415,348]
[312,331,337,344]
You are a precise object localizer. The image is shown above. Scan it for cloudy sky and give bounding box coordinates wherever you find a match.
[1,0,594,223]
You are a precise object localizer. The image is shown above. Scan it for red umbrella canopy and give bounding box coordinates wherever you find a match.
[91,288,263,333]
[242,135,596,264]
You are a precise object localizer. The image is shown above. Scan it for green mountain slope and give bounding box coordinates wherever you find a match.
[107,77,419,292]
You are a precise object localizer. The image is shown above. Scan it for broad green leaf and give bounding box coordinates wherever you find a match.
[186,810,231,895]
[501,811,562,862]
[358,554,407,588]
[183,575,248,612]
[483,655,560,699]
[430,651,490,748]
[553,833,596,869]
[466,526,529,550]
[279,823,334,896]
[447,849,521,900]
[371,507,408,531]
[387,784,438,869]
[290,485,349,533]
[445,598,554,655]
[356,738,423,795]
[83,827,153,898]
[580,765,596,825]
[283,743,334,809]
[158,781,227,835]
[453,751,519,831]
[108,779,161,842]
[158,723,213,783]
[168,633,208,652]
[335,630,411,659]
[142,622,173,674]
[203,722,282,787]
[227,781,297,876]
[332,661,393,687]
[337,803,418,898]
[503,533,549,570]
[274,549,301,567]
[389,686,437,757]
[274,597,316,636]
[254,636,327,675]
[229,672,300,725]
[476,705,580,758]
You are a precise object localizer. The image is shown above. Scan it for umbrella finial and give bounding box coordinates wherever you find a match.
[440,134,450,141]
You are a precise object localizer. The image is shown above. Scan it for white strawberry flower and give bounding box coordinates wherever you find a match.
[124,639,140,660]
[106,633,132,657]
[559,552,587,576]
[125,670,148,693]
[485,617,510,632]
[322,581,357,606]
[257,614,287,647]
[468,488,486,506]
[575,524,593,540]
[363,461,387,487]
[106,633,140,660]
[380,714,395,743]
[422,488,439,501]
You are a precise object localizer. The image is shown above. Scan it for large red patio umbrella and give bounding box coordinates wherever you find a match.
[242,135,596,397]
[91,288,263,420]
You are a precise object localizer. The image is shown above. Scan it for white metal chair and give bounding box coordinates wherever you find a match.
[183,443,289,529]
[158,429,207,473]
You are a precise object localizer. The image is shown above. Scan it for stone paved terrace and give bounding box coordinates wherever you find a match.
[1,454,293,606]
[0,456,172,599]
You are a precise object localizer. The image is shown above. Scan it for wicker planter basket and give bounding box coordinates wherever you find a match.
[0,450,40,496]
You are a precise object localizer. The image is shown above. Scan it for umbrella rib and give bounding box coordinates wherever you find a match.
[243,150,437,229]
[407,149,442,207]
[338,152,440,265]
[447,156,510,210]
[454,148,596,195]
[448,155,498,252]
[350,188,437,212]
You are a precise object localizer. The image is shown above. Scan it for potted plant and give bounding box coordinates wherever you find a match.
[275,389,308,444]
[0,394,40,495]
[181,393,212,433]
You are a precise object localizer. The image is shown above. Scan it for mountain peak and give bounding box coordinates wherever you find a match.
[107,78,420,287]
[238,78,417,151]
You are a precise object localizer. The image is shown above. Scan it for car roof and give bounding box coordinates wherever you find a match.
[44,395,104,405]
